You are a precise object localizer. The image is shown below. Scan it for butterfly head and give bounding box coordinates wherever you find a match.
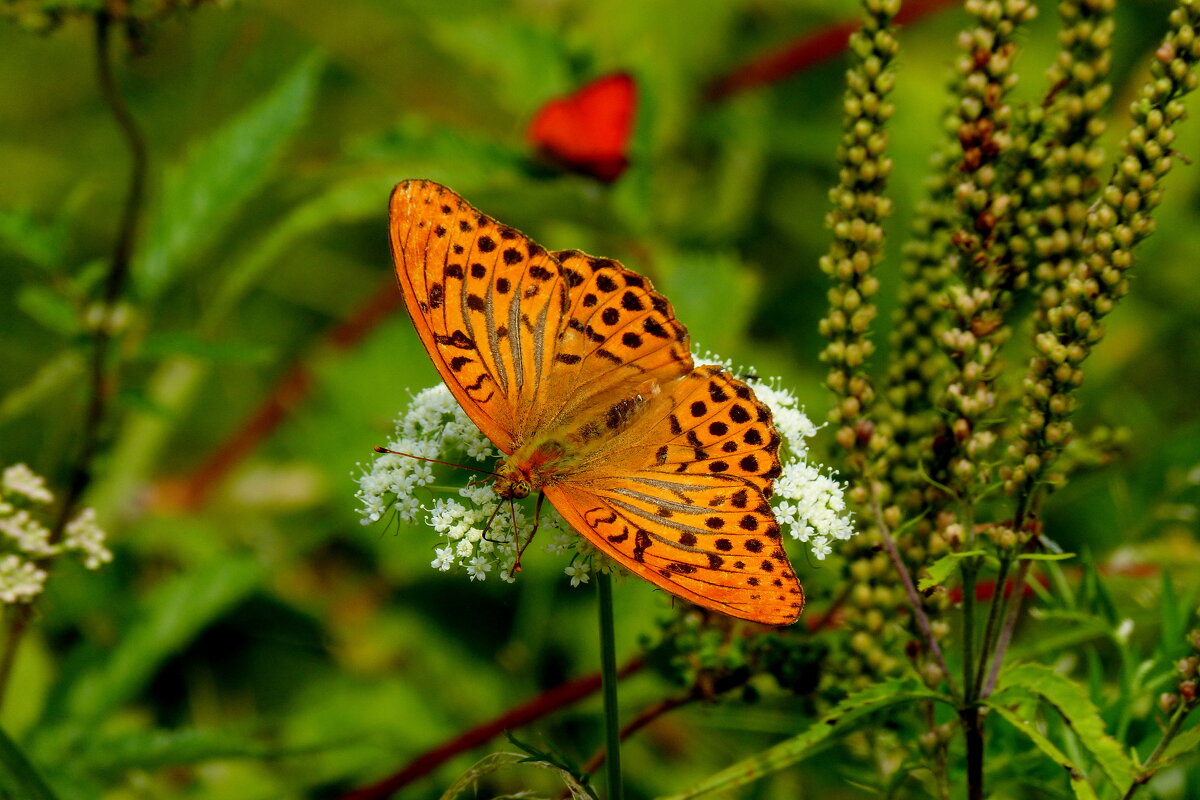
[493,461,533,500]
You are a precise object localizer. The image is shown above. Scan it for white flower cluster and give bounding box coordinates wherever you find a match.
[356,354,855,588]
[0,464,114,604]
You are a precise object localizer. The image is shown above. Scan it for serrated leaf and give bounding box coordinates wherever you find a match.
[15,285,78,336]
[917,551,984,591]
[0,208,67,270]
[135,54,322,299]
[657,678,952,799]
[41,559,264,740]
[987,703,1099,800]
[997,663,1133,792]
[1019,552,1077,561]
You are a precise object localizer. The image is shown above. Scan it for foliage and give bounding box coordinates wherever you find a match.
[0,0,1199,799]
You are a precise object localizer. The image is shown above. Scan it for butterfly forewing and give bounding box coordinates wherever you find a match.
[390,180,570,453]
[527,249,693,440]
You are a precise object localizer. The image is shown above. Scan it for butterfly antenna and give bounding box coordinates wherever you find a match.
[373,446,499,477]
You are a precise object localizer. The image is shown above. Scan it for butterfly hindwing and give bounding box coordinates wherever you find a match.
[545,367,803,625]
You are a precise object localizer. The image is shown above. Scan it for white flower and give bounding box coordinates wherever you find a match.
[431,546,455,571]
[63,508,112,570]
[0,555,46,603]
[361,350,853,589]
[2,464,53,504]
[810,536,833,560]
[0,510,57,557]
[565,562,590,587]
[466,555,492,581]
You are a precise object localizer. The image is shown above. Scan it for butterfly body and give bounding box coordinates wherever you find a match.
[390,180,804,625]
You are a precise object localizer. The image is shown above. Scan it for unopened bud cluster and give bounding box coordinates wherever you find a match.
[940,0,1037,496]
[819,0,900,480]
[1159,629,1200,715]
[1007,0,1200,501]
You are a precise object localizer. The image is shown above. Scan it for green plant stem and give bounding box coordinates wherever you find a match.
[1120,703,1196,800]
[981,538,1040,698]
[959,502,983,800]
[974,552,1013,693]
[596,572,623,800]
[0,11,146,712]
[871,498,956,697]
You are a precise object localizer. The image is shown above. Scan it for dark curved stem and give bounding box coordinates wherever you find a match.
[0,11,147,712]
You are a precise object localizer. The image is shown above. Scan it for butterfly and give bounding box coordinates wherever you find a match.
[388,180,804,625]
[527,73,636,183]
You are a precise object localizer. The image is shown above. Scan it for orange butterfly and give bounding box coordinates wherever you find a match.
[527,73,636,183]
[389,180,804,625]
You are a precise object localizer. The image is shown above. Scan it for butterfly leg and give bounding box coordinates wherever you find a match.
[510,492,546,576]
[478,501,509,545]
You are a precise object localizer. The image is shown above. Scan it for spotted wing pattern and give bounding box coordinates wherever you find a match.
[389,181,692,454]
[527,249,692,443]
[391,180,803,625]
[545,367,804,625]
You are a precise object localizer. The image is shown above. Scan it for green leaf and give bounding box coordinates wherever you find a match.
[1157,723,1200,770]
[1019,552,1077,561]
[917,551,985,591]
[0,725,59,800]
[987,703,1099,800]
[44,559,264,736]
[0,208,67,270]
[1160,570,1183,657]
[15,286,78,336]
[658,679,952,799]
[79,727,309,774]
[201,175,390,332]
[0,352,85,425]
[997,663,1134,792]
[137,331,273,364]
[134,54,322,299]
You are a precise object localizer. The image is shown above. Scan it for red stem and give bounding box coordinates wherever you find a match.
[337,656,646,800]
[704,0,959,101]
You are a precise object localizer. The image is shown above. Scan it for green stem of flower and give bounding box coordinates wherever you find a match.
[974,551,1012,693]
[870,497,956,697]
[0,607,32,715]
[0,10,147,714]
[1120,702,1196,800]
[596,572,623,800]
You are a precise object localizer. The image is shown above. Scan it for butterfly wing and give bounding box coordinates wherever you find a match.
[544,366,804,625]
[390,180,573,453]
[390,180,692,453]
